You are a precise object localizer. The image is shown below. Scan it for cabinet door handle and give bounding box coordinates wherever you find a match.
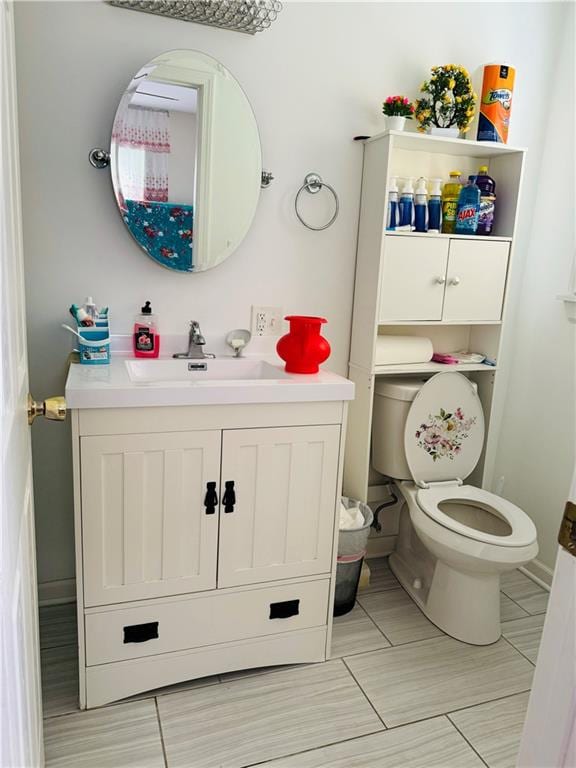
[449,276,461,286]
[222,480,236,513]
[435,276,446,285]
[204,481,218,514]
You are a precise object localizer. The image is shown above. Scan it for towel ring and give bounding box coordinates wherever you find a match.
[295,173,339,231]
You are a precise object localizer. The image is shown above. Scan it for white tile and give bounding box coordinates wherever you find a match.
[331,602,390,658]
[358,588,443,645]
[44,699,165,768]
[39,603,77,650]
[449,692,530,768]
[41,645,78,718]
[346,635,534,727]
[357,557,399,595]
[158,659,384,768]
[502,613,546,663]
[265,716,485,767]
[500,570,549,614]
[500,592,529,621]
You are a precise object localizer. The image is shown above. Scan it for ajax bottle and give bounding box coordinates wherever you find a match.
[428,178,442,233]
[454,176,481,235]
[414,177,428,232]
[386,177,399,230]
[133,301,160,358]
[399,178,415,228]
[441,171,463,234]
[476,165,497,235]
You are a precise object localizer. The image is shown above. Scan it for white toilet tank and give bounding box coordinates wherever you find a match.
[372,376,477,480]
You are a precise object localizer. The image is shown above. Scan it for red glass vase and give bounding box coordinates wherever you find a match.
[276,315,331,374]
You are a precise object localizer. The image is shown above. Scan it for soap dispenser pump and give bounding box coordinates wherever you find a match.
[133,301,160,358]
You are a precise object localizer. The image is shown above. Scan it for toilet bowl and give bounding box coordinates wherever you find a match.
[372,372,538,645]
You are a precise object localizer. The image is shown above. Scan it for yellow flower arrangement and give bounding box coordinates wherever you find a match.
[414,64,477,133]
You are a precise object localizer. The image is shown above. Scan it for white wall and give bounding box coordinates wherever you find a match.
[490,9,576,584]
[14,1,571,591]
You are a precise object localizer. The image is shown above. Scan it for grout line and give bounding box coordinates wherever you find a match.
[341,657,388,730]
[154,697,169,768]
[350,601,394,647]
[446,715,491,767]
[500,634,537,667]
[241,726,387,768]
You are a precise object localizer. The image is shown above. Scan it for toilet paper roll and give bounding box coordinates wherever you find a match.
[375,335,434,365]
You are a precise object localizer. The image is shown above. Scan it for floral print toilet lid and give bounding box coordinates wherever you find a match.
[404,372,485,486]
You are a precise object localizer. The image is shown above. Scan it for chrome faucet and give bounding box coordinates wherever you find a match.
[173,321,215,359]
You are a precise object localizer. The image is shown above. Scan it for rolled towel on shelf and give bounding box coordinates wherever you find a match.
[375,335,434,365]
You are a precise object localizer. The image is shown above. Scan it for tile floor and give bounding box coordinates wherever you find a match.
[40,559,549,768]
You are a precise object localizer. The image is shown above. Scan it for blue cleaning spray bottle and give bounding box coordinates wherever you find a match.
[386,177,399,230]
[414,177,428,232]
[428,178,442,233]
[399,177,414,228]
[454,176,481,235]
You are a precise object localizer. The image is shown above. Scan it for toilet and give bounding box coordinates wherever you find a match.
[372,372,538,645]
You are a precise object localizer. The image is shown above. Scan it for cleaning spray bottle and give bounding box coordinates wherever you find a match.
[414,177,428,232]
[428,179,443,233]
[399,177,414,229]
[386,177,399,231]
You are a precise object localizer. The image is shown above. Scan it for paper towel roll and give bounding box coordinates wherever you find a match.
[375,335,434,365]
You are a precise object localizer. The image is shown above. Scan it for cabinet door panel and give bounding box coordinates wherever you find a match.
[379,236,449,321]
[81,431,220,607]
[443,240,510,321]
[218,425,340,588]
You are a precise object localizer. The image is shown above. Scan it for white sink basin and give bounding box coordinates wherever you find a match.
[126,358,290,384]
[65,356,354,409]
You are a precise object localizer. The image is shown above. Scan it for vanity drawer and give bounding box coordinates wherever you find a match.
[85,579,330,666]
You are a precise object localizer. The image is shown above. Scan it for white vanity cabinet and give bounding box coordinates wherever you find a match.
[69,394,350,709]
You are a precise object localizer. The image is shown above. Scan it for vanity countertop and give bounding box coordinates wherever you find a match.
[65,356,355,409]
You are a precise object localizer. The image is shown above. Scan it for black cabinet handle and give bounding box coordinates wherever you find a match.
[123,621,159,644]
[269,600,300,619]
[204,481,218,514]
[222,480,236,513]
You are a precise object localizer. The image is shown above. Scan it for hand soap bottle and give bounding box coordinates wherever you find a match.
[133,301,160,358]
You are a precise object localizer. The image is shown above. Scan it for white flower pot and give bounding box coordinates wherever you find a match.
[385,116,407,131]
[428,126,460,138]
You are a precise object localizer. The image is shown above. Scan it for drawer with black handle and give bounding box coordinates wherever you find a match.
[84,579,330,666]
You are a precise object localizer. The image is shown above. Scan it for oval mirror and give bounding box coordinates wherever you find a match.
[110,50,262,272]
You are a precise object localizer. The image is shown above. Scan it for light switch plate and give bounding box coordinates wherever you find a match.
[251,305,283,337]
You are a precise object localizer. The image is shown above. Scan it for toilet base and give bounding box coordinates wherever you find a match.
[390,551,501,645]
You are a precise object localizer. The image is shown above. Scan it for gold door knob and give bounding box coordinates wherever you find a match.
[27,394,67,425]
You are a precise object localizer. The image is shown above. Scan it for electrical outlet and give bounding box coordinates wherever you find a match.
[251,305,283,337]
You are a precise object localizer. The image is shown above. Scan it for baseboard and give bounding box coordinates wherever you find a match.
[38,578,76,606]
[366,535,397,558]
[520,558,553,591]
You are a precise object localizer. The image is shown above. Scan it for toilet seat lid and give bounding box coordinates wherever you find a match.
[404,372,484,486]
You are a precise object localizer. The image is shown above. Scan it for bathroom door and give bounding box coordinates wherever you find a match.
[516,472,576,768]
[0,2,44,765]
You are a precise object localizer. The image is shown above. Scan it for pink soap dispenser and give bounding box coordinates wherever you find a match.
[133,301,160,358]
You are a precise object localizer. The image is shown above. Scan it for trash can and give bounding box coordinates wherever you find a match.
[334,498,373,616]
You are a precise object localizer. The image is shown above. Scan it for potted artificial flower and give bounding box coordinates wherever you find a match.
[382,95,415,131]
[414,65,477,138]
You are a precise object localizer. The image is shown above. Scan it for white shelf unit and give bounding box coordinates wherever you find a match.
[344,130,526,515]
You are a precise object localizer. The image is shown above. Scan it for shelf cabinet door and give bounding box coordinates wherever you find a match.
[379,236,449,322]
[81,431,221,607]
[218,425,340,588]
[443,239,510,322]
